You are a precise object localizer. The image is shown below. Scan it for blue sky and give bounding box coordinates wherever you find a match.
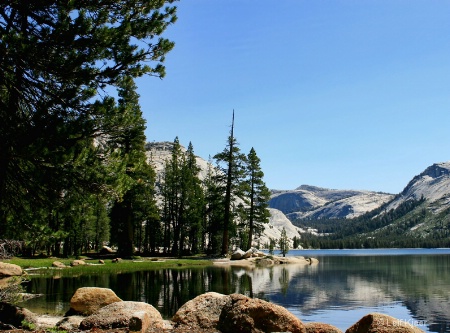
[136,1,450,194]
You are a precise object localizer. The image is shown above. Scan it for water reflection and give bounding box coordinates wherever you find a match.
[22,254,450,333]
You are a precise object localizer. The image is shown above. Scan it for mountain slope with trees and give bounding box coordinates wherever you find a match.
[147,140,300,253]
[293,162,450,249]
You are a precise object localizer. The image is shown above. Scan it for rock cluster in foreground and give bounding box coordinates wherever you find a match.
[0,287,426,333]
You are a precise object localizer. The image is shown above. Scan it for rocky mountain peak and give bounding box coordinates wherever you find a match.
[385,161,450,213]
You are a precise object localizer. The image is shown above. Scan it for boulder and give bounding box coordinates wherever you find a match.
[129,311,152,332]
[231,249,245,260]
[0,262,23,276]
[346,313,425,333]
[218,293,306,333]
[70,259,86,267]
[306,322,343,333]
[112,258,122,263]
[99,246,114,254]
[242,249,254,259]
[52,261,66,268]
[98,259,105,264]
[69,287,122,315]
[0,302,36,328]
[56,316,84,331]
[173,292,231,330]
[79,301,163,332]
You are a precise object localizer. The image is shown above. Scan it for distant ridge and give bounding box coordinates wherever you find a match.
[270,185,394,220]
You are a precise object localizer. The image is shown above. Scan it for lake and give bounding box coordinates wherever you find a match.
[22,249,450,333]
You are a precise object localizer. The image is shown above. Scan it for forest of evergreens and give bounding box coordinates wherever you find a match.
[0,1,271,258]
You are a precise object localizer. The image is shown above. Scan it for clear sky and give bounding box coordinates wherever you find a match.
[136,1,450,194]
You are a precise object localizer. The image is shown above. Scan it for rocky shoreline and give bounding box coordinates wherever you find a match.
[1,287,425,333]
[0,258,425,333]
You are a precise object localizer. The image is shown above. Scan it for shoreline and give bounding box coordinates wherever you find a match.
[213,255,319,266]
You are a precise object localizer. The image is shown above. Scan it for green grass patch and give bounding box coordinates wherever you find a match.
[5,257,214,277]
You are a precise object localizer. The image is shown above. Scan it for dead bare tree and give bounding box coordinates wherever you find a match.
[0,240,23,259]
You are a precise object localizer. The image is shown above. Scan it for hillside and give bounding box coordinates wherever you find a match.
[362,162,450,244]
[253,208,319,248]
[146,142,450,248]
[270,185,394,220]
[145,142,303,247]
[381,162,450,214]
[298,162,450,248]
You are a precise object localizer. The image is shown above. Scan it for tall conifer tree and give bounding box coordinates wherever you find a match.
[108,76,156,256]
[214,111,247,255]
[244,148,271,250]
[203,157,225,254]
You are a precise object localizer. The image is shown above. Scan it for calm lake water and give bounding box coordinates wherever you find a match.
[22,249,450,333]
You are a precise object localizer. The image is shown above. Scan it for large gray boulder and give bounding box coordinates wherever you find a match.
[346,313,425,333]
[69,287,122,315]
[218,293,306,333]
[79,301,164,332]
[231,249,245,260]
[0,262,23,276]
[172,292,231,330]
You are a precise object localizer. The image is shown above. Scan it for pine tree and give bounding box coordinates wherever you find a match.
[243,148,271,250]
[203,157,225,254]
[0,1,177,236]
[160,139,204,256]
[269,238,276,255]
[182,143,205,254]
[214,111,247,255]
[108,76,155,257]
[279,227,289,257]
[161,137,183,256]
